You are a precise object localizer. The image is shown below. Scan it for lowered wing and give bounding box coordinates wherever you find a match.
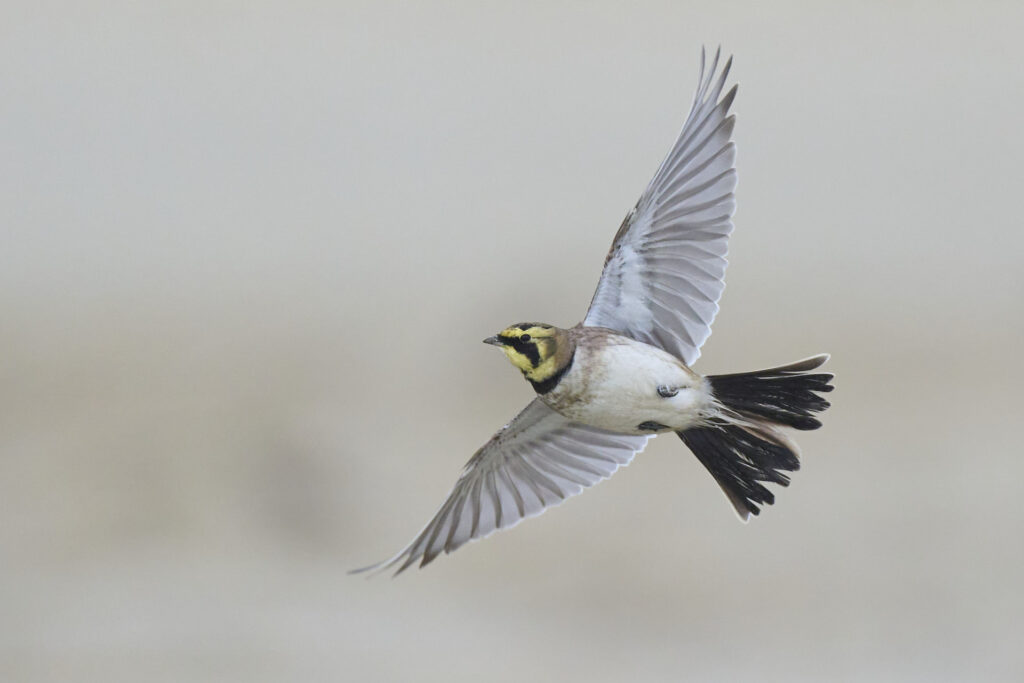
[354,399,650,575]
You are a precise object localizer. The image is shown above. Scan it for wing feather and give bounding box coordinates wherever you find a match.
[584,47,738,365]
[352,399,650,575]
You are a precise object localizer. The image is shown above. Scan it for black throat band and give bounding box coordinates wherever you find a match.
[529,349,575,395]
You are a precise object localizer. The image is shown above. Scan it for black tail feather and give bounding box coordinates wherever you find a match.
[680,354,833,519]
[679,424,798,519]
[706,354,833,431]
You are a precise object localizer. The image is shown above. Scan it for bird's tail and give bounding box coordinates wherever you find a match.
[678,354,833,520]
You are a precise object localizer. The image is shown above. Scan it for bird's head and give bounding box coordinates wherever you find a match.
[483,323,573,387]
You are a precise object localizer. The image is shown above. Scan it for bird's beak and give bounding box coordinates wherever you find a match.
[483,335,503,347]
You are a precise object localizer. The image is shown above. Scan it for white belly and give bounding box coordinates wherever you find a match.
[542,335,712,435]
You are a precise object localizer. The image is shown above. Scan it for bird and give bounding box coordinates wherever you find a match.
[354,48,833,576]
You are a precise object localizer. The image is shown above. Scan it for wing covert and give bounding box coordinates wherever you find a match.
[584,48,738,366]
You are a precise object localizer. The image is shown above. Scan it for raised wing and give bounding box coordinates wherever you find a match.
[353,399,650,575]
[584,48,737,366]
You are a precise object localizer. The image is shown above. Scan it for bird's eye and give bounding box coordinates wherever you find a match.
[520,334,531,342]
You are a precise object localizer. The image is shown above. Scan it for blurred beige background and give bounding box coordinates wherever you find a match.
[3,2,1023,681]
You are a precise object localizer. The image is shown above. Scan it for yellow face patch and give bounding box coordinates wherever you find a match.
[494,324,561,382]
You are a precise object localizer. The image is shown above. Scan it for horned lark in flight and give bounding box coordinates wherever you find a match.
[356,49,832,575]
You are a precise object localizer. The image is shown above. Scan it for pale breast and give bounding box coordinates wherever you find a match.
[541,333,712,435]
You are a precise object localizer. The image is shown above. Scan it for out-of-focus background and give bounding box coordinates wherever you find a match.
[3,2,1023,681]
